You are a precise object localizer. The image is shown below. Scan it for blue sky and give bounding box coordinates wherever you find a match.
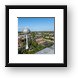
[18,17,55,31]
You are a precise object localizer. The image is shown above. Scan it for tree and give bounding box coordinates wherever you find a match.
[31,32,35,38]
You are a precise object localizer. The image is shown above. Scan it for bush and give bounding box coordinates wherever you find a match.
[31,40,38,47]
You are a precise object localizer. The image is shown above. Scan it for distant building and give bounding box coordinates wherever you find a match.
[36,37,46,45]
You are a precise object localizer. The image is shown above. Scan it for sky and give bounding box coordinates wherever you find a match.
[18,17,55,31]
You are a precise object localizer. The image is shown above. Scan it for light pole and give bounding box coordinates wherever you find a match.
[23,27,30,49]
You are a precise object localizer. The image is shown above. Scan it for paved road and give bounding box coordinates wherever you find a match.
[35,45,55,54]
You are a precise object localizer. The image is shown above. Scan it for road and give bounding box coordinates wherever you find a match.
[35,45,55,54]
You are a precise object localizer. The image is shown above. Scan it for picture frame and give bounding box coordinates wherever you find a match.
[5,5,67,67]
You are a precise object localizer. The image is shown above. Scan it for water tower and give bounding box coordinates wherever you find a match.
[23,27,30,49]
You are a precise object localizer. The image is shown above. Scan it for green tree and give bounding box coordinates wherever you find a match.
[31,32,35,38]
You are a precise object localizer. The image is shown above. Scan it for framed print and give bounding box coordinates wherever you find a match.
[5,5,67,67]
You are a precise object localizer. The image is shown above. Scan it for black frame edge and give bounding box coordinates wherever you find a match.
[5,5,9,67]
[64,6,67,67]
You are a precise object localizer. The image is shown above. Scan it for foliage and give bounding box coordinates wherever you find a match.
[31,32,35,38]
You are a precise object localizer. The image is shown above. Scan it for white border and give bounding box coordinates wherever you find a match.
[9,9,63,63]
